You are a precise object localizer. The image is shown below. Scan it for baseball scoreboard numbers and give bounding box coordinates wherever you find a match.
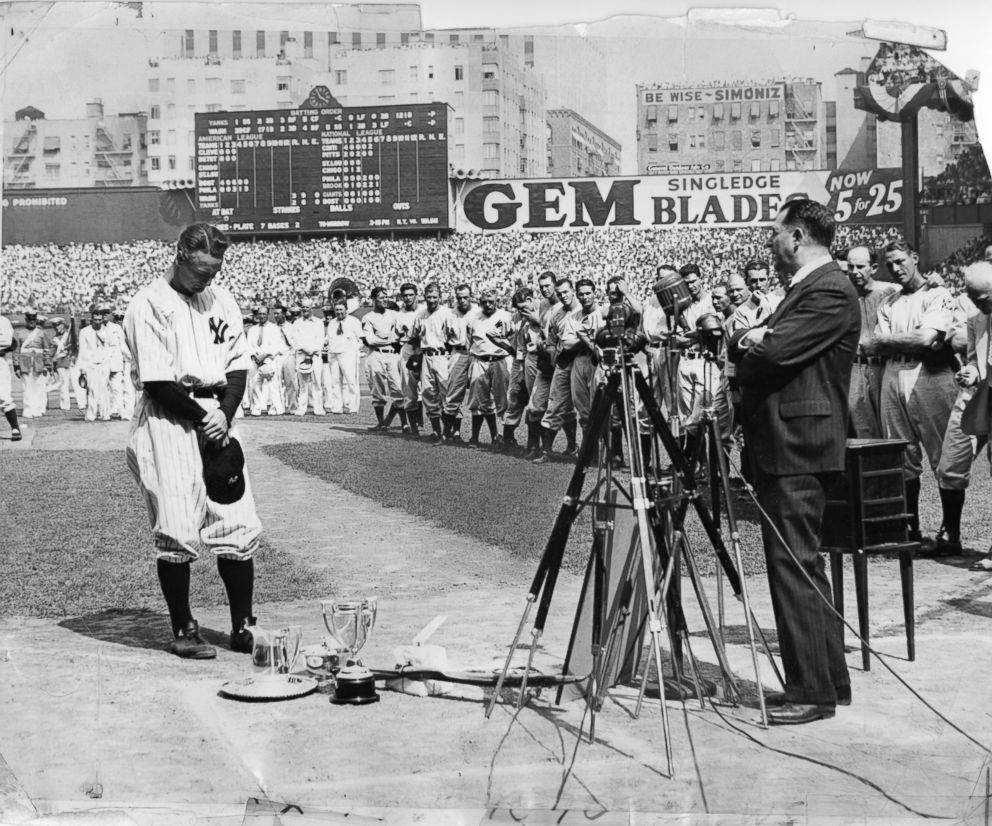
[195,103,449,234]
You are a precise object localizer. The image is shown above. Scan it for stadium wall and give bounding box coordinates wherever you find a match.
[2,188,197,245]
[921,223,990,264]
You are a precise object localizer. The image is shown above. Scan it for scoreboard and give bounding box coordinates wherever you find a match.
[195,102,450,234]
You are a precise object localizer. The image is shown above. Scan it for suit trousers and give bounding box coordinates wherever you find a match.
[753,468,849,705]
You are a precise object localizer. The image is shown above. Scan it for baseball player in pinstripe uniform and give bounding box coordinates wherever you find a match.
[535,278,580,463]
[522,271,559,459]
[465,288,512,447]
[441,284,478,442]
[0,312,22,441]
[363,287,405,430]
[124,224,261,660]
[410,282,455,444]
[395,283,422,435]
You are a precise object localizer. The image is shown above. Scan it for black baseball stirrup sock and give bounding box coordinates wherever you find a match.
[503,424,516,442]
[4,409,19,429]
[157,559,193,636]
[938,488,965,539]
[905,477,921,534]
[527,421,541,450]
[485,413,498,440]
[470,414,484,442]
[430,416,443,437]
[373,405,385,425]
[217,556,255,632]
[562,420,577,449]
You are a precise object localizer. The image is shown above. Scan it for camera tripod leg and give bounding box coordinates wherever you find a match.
[490,377,621,717]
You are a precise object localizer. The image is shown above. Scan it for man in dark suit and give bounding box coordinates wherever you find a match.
[731,198,859,725]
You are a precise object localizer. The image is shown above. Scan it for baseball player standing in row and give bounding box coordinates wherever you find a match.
[50,317,74,412]
[0,311,23,441]
[442,284,478,442]
[14,309,52,419]
[395,283,422,435]
[76,306,115,422]
[124,223,261,659]
[410,282,455,443]
[363,287,404,430]
[465,288,511,446]
[293,299,325,416]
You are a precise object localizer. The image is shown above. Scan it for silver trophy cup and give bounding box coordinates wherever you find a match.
[321,598,377,667]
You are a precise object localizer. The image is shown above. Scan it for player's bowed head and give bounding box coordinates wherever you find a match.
[171,223,229,297]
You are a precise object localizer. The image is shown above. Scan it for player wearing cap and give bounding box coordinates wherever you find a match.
[0,311,23,441]
[567,278,606,449]
[292,298,325,416]
[410,282,455,443]
[76,306,114,421]
[535,278,581,462]
[49,317,74,412]
[395,283,422,436]
[124,223,261,660]
[14,309,53,419]
[521,271,559,459]
[441,284,478,442]
[103,305,131,420]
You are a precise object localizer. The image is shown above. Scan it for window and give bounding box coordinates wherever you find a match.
[166,77,175,92]
[279,31,289,48]
[449,33,460,43]
[713,131,725,150]
[166,103,176,118]
[187,79,196,94]
[150,105,161,119]
[769,100,780,119]
[148,78,160,92]
[646,105,657,124]
[206,77,221,94]
[328,31,338,45]
[713,103,724,120]
[208,30,218,55]
[751,159,762,171]
[424,32,434,42]
[188,157,196,171]
[483,142,499,160]
[455,65,464,81]
[482,63,497,80]
[233,30,242,58]
[770,158,781,171]
[455,91,464,106]
[668,133,678,151]
[454,117,465,135]
[335,70,347,85]
[352,31,362,47]
[730,102,741,120]
[277,76,291,91]
[42,136,60,154]
[376,32,386,48]
[646,133,658,152]
[732,159,743,172]
[122,134,132,150]
[751,130,761,148]
[483,90,499,107]
[667,105,678,123]
[750,102,761,119]
[483,116,499,134]
[256,30,265,57]
[231,79,245,94]
[151,157,160,170]
[409,65,418,81]
[770,129,780,148]
[454,144,465,162]
[168,155,176,171]
[687,106,695,121]
[378,69,394,85]
[427,64,434,79]
[187,131,195,146]
[166,130,176,145]
[401,32,410,45]
[183,29,194,58]
[45,163,60,179]
[149,130,160,145]
[731,130,743,151]
[500,34,509,48]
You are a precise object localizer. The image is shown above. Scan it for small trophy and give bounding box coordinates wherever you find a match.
[321,598,380,705]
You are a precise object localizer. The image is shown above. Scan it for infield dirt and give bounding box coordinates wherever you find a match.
[2,416,992,825]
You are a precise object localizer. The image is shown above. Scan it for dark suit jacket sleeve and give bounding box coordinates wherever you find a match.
[736,280,854,384]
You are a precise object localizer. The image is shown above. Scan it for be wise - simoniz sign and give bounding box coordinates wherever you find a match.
[455,170,903,233]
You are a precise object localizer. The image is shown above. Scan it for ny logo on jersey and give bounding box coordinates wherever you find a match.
[209,317,230,345]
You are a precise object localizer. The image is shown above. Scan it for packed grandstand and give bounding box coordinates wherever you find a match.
[8,222,987,316]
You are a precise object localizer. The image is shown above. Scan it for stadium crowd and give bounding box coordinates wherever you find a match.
[2,224,916,315]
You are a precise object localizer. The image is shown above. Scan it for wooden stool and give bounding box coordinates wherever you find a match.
[822,439,919,671]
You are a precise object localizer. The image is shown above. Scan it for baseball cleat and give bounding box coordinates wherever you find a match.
[169,620,217,659]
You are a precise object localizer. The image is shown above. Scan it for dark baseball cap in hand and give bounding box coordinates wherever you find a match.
[202,437,246,504]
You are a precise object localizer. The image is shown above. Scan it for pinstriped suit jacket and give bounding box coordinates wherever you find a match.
[732,261,860,476]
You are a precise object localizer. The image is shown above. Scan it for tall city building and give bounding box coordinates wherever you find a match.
[635,79,826,174]
[547,109,621,177]
[328,37,547,178]
[3,100,148,189]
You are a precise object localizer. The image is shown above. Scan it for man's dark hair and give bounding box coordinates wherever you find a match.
[555,277,574,289]
[743,259,769,276]
[537,269,556,282]
[178,223,228,260]
[884,239,916,255]
[423,281,441,296]
[679,263,701,278]
[512,286,534,306]
[655,263,679,277]
[370,286,387,299]
[454,283,472,295]
[575,277,596,292]
[399,282,418,294]
[778,198,835,248]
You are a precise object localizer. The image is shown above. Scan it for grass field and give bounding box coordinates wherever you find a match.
[2,403,987,619]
